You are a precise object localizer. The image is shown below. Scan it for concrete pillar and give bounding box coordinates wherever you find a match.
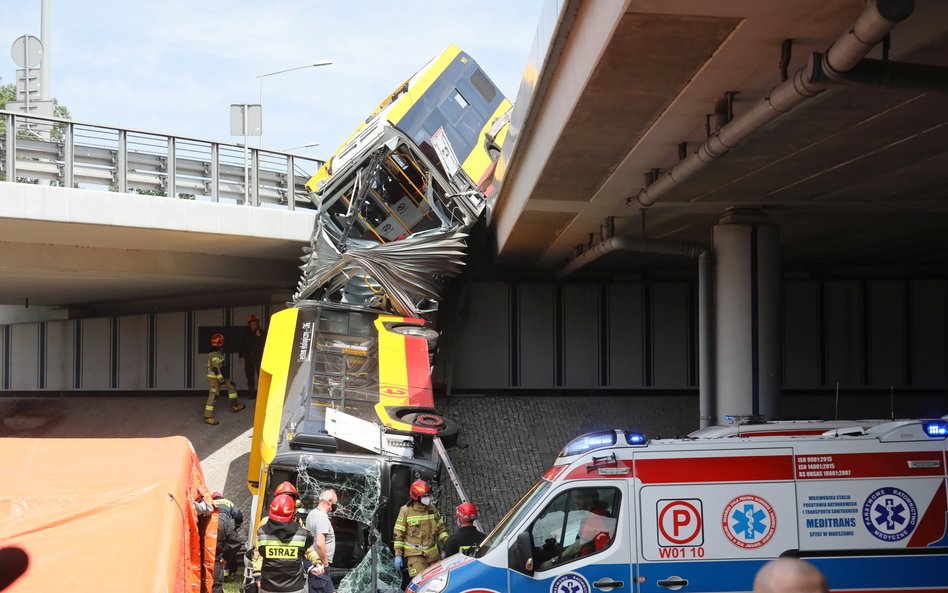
[713,209,781,421]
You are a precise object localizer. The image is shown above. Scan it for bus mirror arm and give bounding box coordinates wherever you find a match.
[508,531,535,577]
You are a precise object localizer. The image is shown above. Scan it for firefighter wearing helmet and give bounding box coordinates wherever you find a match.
[393,479,448,580]
[204,332,245,425]
[251,494,319,593]
[443,501,486,557]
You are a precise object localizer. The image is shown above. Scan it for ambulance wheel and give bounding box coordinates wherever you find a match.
[400,410,458,448]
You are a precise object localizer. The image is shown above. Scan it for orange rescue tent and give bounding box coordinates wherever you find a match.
[0,436,218,593]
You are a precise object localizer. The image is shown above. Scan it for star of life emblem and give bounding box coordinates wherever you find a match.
[862,487,917,542]
[551,573,590,593]
[722,495,776,548]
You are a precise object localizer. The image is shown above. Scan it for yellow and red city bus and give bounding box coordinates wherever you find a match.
[306,45,511,199]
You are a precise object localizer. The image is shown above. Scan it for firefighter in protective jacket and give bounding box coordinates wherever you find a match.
[393,479,448,579]
[252,494,320,593]
[204,333,246,425]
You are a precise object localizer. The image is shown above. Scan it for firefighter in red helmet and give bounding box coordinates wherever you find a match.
[204,332,245,425]
[393,479,447,581]
[443,501,486,557]
[273,481,298,499]
[252,494,318,593]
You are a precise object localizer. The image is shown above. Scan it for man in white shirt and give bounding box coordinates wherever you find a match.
[305,489,338,593]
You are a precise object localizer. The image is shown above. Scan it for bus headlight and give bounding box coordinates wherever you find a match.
[416,573,449,593]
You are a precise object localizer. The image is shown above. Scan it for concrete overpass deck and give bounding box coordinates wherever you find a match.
[0,183,314,317]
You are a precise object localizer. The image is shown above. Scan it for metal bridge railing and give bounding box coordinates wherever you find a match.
[0,109,324,211]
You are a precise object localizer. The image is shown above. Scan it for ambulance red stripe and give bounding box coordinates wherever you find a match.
[564,456,796,482]
[795,451,944,480]
[908,482,948,547]
[635,455,794,483]
[742,430,827,436]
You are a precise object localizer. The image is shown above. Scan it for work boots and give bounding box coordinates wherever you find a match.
[231,403,246,413]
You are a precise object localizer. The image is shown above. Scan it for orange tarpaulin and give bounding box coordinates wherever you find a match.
[0,436,218,593]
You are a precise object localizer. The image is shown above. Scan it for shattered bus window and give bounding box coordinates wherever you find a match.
[295,454,381,531]
[289,455,403,592]
[337,542,402,593]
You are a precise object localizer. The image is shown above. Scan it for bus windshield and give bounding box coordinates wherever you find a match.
[475,479,552,557]
[270,456,382,569]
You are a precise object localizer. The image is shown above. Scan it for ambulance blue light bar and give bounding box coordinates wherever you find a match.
[560,431,617,457]
[625,432,647,445]
[923,420,948,437]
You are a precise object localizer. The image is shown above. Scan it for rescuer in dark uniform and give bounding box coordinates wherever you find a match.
[253,494,319,593]
[443,502,485,557]
[212,491,244,580]
[239,314,267,398]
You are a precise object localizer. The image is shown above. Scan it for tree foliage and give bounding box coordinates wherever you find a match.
[0,79,72,139]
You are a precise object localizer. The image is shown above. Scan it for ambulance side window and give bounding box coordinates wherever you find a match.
[528,487,620,570]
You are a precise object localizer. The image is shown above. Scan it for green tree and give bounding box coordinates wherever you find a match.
[0,79,72,139]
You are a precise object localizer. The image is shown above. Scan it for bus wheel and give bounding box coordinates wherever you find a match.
[401,411,459,448]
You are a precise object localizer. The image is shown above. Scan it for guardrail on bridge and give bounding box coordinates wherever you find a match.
[0,109,323,210]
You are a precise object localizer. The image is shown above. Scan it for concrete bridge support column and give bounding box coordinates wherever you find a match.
[713,209,781,422]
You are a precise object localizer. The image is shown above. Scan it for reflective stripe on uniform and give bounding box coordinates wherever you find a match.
[407,513,438,525]
[258,534,307,545]
[393,541,406,548]
[264,544,303,559]
[403,542,438,553]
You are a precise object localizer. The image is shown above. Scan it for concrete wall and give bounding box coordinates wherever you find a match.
[1,278,945,396]
[0,305,279,392]
[450,278,948,393]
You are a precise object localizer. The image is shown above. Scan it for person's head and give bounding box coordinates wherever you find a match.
[409,479,431,505]
[210,333,225,349]
[575,489,599,511]
[248,314,259,328]
[318,489,338,513]
[268,494,296,523]
[753,558,829,593]
[456,501,477,527]
[211,491,222,500]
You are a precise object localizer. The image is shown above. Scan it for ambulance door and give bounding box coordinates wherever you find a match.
[634,448,798,593]
[509,480,632,593]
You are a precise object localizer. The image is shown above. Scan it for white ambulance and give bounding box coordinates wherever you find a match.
[408,418,948,593]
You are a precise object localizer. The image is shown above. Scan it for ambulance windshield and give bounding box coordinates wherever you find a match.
[475,479,551,557]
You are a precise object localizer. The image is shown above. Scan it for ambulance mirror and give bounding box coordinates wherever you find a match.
[508,531,535,576]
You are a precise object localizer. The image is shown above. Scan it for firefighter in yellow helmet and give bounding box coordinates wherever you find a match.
[393,479,448,581]
[204,332,245,425]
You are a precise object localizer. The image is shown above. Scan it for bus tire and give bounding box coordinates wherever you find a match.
[396,408,459,448]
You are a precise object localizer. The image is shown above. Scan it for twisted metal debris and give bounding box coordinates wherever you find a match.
[294,125,485,318]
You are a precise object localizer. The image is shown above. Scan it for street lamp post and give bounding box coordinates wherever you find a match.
[258,60,332,147]
[282,142,320,153]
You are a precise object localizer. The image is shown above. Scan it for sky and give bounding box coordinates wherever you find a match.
[0,0,546,159]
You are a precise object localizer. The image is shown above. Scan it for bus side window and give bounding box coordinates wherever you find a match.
[470,68,497,103]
